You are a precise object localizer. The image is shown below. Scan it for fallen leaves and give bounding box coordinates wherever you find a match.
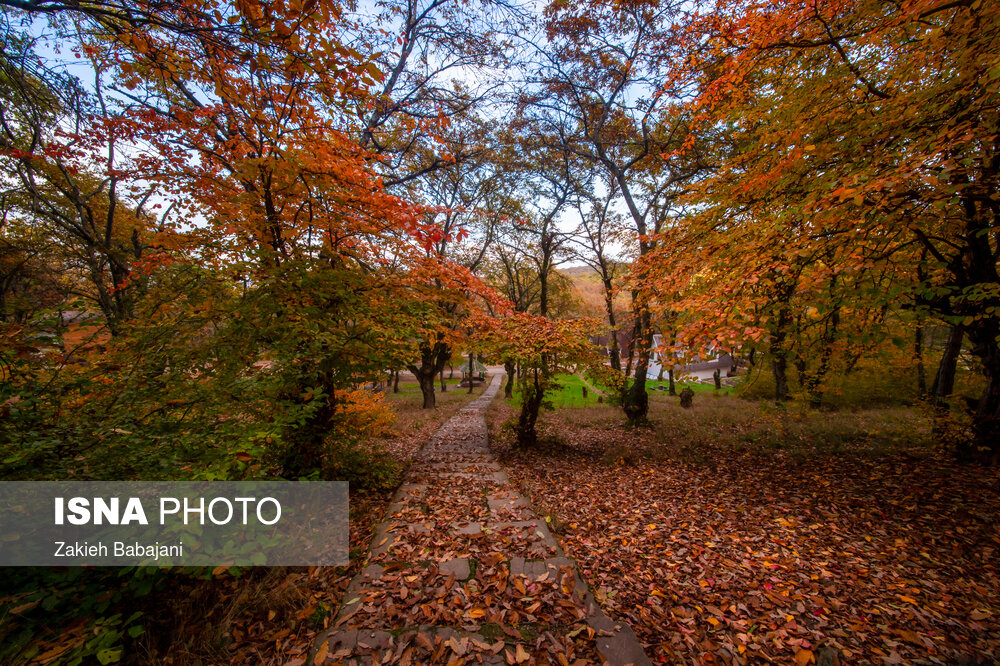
[489,400,1000,664]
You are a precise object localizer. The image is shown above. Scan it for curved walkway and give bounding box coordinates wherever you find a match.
[312,374,650,665]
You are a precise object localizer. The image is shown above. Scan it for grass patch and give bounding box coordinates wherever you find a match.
[505,373,603,409]
[646,380,735,396]
[539,391,933,461]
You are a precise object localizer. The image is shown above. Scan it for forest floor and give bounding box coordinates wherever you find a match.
[486,392,1000,664]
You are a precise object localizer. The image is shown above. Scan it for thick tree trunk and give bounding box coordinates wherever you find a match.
[407,337,449,409]
[392,371,400,393]
[668,369,676,396]
[418,374,436,408]
[773,355,790,403]
[770,302,793,402]
[963,319,1000,462]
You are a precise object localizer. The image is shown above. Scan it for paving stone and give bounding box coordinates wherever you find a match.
[361,564,383,579]
[487,493,531,514]
[587,611,653,666]
[452,521,482,536]
[508,555,574,578]
[406,522,432,534]
[438,557,470,579]
[485,520,560,550]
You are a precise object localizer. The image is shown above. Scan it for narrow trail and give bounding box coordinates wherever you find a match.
[573,372,605,399]
[312,374,650,665]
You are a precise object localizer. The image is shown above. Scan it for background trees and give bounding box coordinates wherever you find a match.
[517,0,710,423]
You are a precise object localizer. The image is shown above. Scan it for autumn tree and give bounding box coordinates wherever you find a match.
[0,27,161,333]
[0,0,497,477]
[399,112,516,406]
[660,0,999,456]
[477,311,596,446]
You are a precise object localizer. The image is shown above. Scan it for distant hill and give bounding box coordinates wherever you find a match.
[558,264,630,319]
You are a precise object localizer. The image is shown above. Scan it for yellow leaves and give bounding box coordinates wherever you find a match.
[794,648,814,665]
[313,640,329,664]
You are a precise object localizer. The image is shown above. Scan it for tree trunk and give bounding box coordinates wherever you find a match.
[602,277,622,373]
[713,369,721,390]
[504,361,515,398]
[393,370,400,393]
[963,318,1000,462]
[915,320,927,396]
[931,324,963,402]
[770,301,792,402]
[624,328,635,378]
[930,324,964,451]
[773,355,790,403]
[516,368,544,447]
[468,350,474,394]
[668,369,676,396]
[804,297,841,409]
[621,295,652,424]
[793,355,808,390]
[440,369,447,392]
[418,374,436,408]
[407,336,449,409]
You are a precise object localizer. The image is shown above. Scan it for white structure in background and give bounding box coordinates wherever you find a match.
[646,334,735,382]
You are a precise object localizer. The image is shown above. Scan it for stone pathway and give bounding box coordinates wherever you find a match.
[312,374,651,665]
